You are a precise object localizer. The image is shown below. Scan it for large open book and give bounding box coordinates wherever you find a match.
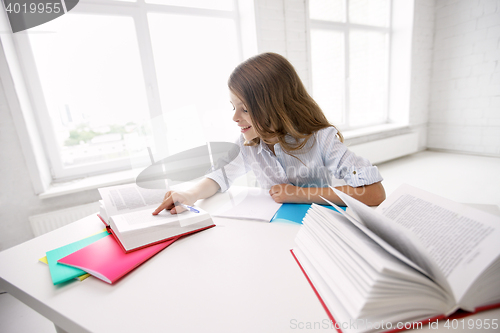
[292,184,500,333]
[98,184,215,253]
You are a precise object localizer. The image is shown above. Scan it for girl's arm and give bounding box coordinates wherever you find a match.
[269,182,386,207]
[152,178,220,215]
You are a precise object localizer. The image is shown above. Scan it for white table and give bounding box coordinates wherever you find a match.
[1,197,499,332]
[0,214,330,332]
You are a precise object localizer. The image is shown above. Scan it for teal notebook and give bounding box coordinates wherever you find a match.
[270,203,346,224]
[46,231,109,285]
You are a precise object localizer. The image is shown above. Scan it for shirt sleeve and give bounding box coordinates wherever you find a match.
[320,127,383,187]
[205,135,250,192]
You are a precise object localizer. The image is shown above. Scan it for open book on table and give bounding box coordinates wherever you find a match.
[292,184,500,333]
[98,183,215,253]
[210,186,346,223]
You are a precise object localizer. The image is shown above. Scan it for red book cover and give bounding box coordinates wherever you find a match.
[58,234,177,284]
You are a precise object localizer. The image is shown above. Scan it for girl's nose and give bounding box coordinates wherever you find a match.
[232,109,240,122]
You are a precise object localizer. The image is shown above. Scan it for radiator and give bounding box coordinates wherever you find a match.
[29,202,100,237]
[349,132,419,165]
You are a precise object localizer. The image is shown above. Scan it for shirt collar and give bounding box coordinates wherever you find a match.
[257,134,299,155]
[257,140,266,155]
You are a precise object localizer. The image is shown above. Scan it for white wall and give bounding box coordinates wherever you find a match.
[410,0,436,149]
[254,0,310,88]
[0,78,36,249]
[428,0,500,156]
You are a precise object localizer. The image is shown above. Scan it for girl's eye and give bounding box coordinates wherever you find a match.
[243,109,248,113]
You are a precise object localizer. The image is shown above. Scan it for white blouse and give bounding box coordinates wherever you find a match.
[206,126,383,192]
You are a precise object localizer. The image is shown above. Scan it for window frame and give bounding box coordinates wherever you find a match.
[11,0,243,181]
[306,0,393,131]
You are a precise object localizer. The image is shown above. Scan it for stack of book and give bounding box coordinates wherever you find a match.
[292,184,500,333]
[43,183,215,285]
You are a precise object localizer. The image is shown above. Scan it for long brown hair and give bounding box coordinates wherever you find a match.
[228,52,343,153]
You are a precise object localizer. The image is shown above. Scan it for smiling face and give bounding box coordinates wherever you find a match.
[230,90,259,142]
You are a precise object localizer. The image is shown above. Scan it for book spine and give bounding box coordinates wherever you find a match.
[290,249,343,333]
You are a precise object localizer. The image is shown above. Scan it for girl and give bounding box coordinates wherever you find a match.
[153,52,385,215]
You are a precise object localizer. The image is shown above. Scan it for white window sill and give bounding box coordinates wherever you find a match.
[342,123,409,140]
[39,123,410,199]
[39,168,143,199]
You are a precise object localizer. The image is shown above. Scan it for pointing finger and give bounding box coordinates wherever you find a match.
[152,194,175,215]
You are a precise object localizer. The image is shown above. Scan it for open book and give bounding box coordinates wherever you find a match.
[98,183,215,253]
[211,187,282,221]
[292,184,500,333]
[210,186,346,223]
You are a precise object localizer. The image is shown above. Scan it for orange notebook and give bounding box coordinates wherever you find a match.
[58,234,177,284]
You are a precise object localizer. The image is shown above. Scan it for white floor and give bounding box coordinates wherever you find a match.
[1,150,499,333]
[377,150,500,209]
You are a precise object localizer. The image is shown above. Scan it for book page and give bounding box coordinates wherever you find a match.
[99,183,167,217]
[333,188,453,296]
[309,206,450,298]
[319,197,432,279]
[211,187,281,222]
[294,201,456,331]
[115,209,178,229]
[111,208,210,232]
[377,184,500,304]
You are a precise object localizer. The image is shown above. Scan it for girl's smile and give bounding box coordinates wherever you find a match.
[240,125,252,133]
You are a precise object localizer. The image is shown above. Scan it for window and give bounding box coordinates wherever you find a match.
[308,0,391,130]
[14,0,242,180]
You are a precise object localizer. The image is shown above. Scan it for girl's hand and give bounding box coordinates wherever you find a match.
[152,190,196,215]
[269,184,303,204]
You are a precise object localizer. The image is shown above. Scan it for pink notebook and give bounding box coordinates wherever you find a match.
[58,235,177,284]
